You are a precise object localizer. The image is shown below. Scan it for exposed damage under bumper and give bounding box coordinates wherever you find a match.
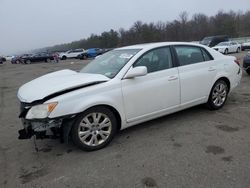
[18,102,76,142]
[18,117,75,143]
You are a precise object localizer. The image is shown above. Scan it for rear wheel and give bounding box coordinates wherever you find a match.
[46,58,51,63]
[236,48,240,53]
[207,80,229,110]
[62,56,67,60]
[246,69,250,75]
[26,60,31,64]
[71,106,118,151]
[224,49,228,55]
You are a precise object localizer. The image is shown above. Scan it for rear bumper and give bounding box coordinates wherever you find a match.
[242,46,250,50]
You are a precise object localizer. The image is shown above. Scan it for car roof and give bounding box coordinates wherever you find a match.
[116,42,206,51]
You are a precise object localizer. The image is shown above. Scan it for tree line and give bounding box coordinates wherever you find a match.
[41,10,250,53]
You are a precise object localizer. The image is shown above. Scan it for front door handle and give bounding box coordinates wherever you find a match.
[168,75,178,81]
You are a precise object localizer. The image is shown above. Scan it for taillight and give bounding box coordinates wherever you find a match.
[234,59,240,66]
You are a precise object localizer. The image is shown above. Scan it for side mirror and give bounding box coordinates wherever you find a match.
[124,66,147,79]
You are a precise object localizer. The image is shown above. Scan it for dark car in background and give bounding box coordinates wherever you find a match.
[243,51,250,75]
[77,48,104,59]
[0,56,6,63]
[11,54,32,64]
[21,53,54,64]
[200,35,229,47]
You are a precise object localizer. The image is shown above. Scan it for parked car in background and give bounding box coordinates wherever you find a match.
[4,55,14,61]
[59,49,84,60]
[212,41,241,54]
[11,56,22,64]
[241,40,250,51]
[21,53,54,64]
[0,56,5,64]
[243,51,250,75]
[0,56,6,62]
[77,48,104,59]
[17,42,242,151]
[11,54,31,64]
[200,35,229,47]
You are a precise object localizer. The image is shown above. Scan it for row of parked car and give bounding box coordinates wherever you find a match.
[10,53,56,64]
[0,48,111,64]
[59,48,111,60]
[200,35,250,54]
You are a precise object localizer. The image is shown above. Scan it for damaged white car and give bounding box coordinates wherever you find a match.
[17,42,242,151]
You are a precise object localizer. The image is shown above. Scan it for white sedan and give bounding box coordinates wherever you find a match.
[212,41,241,54]
[17,42,242,151]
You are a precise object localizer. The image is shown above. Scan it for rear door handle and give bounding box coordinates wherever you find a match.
[168,75,178,81]
[208,67,216,71]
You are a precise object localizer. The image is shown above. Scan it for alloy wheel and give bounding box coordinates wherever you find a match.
[212,83,227,107]
[78,112,112,146]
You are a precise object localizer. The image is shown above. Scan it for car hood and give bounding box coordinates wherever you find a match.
[17,69,110,103]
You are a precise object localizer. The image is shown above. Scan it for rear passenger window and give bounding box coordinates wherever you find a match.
[175,46,204,66]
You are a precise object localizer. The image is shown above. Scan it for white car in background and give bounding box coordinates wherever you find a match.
[212,41,241,54]
[17,42,242,151]
[241,40,250,51]
[5,55,15,61]
[59,49,84,60]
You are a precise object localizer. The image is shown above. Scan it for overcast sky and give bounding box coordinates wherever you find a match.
[0,0,249,55]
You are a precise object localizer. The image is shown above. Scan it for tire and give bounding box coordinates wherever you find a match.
[62,56,67,60]
[46,58,51,63]
[236,48,240,53]
[71,106,118,151]
[83,55,87,60]
[246,69,250,75]
[224,49,228,55]
[26,60,31,64]
[206,80,229,110]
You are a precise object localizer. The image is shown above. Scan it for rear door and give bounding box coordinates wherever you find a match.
[173,45,217,106]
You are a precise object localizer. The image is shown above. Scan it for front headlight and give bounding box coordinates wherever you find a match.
[26,102,58,119]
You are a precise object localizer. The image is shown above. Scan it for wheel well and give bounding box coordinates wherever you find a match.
[86,105,122,131]
[217,77,231,91]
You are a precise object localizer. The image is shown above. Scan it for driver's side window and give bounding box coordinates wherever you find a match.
[134,47,173,73]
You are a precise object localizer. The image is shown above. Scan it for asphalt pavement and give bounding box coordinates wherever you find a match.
[0,52,249,188]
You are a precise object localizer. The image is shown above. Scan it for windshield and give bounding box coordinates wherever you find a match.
[217,42,229,46]
[80,49,141,78]
[200,37,212,45]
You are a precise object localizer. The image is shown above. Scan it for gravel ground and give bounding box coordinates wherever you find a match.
[0,52,250,188]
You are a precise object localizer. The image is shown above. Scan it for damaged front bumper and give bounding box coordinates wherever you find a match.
[18,102,75,142]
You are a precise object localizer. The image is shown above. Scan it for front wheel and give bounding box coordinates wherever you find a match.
[236,48,240,53]
[71,107,118,151]
[224,49,228,55]
[207,80,229,110]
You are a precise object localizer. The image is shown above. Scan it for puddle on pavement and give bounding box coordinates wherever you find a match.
[216,125,239,132]
[221,156,233,162]
[141,177,158,187]
[205,145,225,155]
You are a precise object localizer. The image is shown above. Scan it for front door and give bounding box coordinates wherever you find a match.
[121,46,180,122]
